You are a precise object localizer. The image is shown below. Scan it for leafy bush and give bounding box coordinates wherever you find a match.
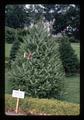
[5,94,80,115]
[59,36,80,75]
[5,26,17,44]
[16,28,30,43]
[8,24,65,99]
[9,39,20,66]
[17,28,30,36]
[9,28,30,64]
[68,36,79,43]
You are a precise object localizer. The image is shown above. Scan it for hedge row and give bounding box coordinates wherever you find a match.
[5,94,80,115]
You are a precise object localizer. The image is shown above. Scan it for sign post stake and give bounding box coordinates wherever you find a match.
[15,89,20,113]
[12,89,25,114]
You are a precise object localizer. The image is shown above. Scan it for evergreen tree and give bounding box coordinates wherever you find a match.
[8,24,65,99]
[9,28,30,65]
[5,27,17,44]
[9,40,20,66]
[59,36,80,75]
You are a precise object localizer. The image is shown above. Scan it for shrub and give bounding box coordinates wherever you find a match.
[5,26,17,44]
[8,24,65,99]
[59,36,80,75]
[9,28,30,64]
[68,36,79,43]
[9,39,20,66]
[17,28,30,36]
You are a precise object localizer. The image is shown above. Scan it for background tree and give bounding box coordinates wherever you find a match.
[8,24,65,99]
[25,4,80,41]
[9,28,30,65]
[5,27,17,43]
[53,4,80,41]
[59,36,80,75]
[5,5,30,28]
[5,4,80,41]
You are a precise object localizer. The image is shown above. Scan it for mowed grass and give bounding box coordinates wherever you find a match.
[63,74,80,104]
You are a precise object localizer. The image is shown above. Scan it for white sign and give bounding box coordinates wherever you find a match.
[12,90,25,99]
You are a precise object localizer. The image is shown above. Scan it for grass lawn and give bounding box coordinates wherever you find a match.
[63,74,80,104]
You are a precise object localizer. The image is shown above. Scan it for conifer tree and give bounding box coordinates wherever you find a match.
[8,24,65,99]
[59,36,79,75]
